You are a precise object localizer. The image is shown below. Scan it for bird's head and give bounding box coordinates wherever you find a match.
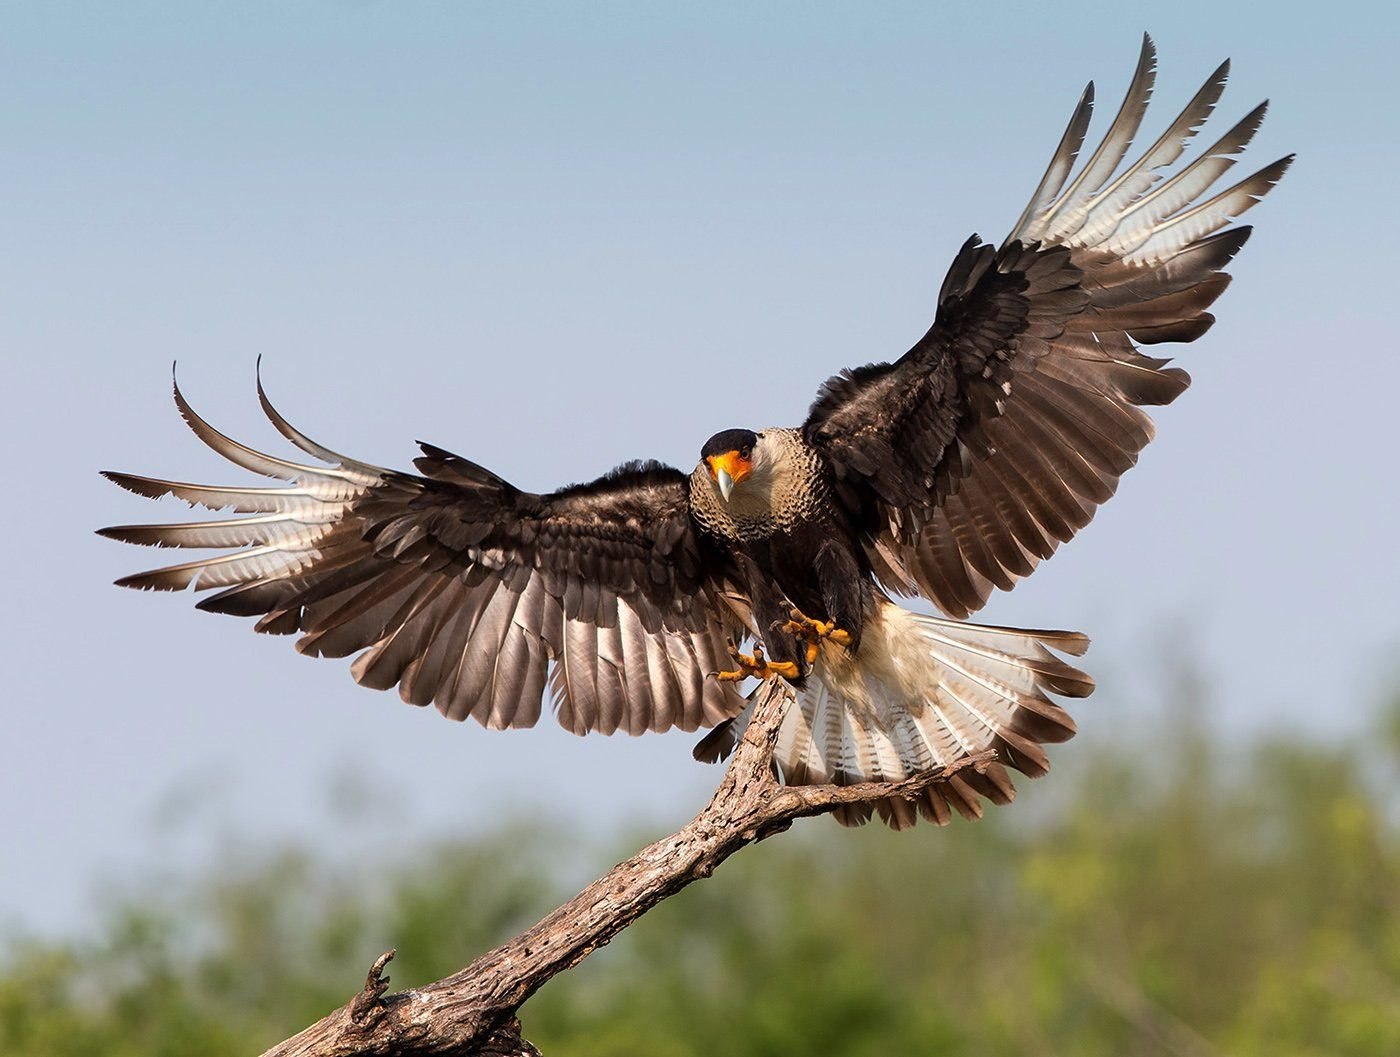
[699,428,760,503]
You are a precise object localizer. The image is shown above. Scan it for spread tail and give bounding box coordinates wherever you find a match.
[695,599,1093,829]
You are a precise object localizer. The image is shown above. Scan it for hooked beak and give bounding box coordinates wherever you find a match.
[715,468,736,502]
[707,450,751,503]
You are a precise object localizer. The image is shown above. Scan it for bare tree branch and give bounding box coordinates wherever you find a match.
[258,679,993,1056]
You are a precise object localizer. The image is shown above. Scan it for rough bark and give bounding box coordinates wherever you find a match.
[259,679,993,1057]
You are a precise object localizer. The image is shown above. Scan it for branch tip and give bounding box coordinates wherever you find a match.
[258,683,1009,1054]
[349,948,396,1024]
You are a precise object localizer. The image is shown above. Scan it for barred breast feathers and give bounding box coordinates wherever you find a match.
[689,429,828,543]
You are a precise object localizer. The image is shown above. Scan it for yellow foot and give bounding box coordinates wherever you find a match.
[779,608,853,665]
[711,641,801,683]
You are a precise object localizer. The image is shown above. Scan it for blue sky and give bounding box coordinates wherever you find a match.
[3,2,1397,936]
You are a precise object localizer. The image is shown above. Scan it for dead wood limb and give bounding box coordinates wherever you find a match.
[258,679,991,1056]
[347,949,396,1026]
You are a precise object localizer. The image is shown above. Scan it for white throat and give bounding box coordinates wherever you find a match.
[690,428,820,541]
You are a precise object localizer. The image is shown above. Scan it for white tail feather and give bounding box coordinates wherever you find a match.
[771,601,1091,828]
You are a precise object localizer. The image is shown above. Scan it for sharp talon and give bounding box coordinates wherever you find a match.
[780,607,853,659]
[710,642,801,683]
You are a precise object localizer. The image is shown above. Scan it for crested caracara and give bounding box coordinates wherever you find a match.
[100,37,1289,828]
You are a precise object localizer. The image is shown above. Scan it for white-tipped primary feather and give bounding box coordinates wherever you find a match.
[99,510,341,550]
[101,472,348,516]
[1121,155,1293,265]
[255,360,383,476]
[115,542,323,592]
[1037,34,1158,243]
[1008,82,1095,243]
[1101,102,1269,245]
[1045,59,1232,249]
[172,374,377,488]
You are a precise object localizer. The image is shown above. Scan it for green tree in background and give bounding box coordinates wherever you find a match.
[5,691,1398,1057]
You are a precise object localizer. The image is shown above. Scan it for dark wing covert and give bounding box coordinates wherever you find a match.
[100,374,745,735]
[805,36,1291,618]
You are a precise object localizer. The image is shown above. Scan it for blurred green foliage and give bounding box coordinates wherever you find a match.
[5,692,1399,1056]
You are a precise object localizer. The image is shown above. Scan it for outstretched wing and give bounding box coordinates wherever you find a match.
[805,36,1291,618]
[100,374,746,735]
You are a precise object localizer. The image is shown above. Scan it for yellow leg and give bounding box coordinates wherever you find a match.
[779,607,853,664]
[711,641,801,682]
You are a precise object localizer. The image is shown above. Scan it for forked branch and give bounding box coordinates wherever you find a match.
[259,679,994,1057]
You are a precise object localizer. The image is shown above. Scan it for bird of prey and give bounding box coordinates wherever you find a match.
[101,38,1289,828]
